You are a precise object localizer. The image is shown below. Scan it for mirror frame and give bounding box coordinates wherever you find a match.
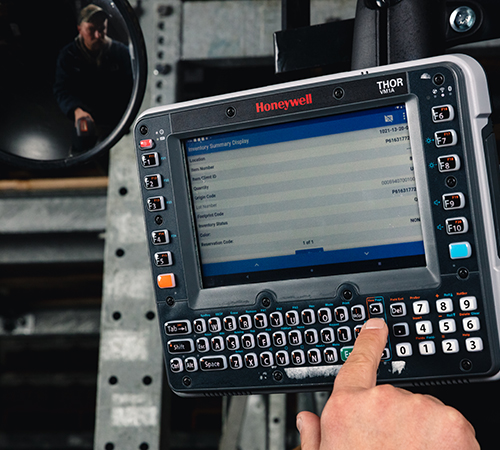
[0,0,147,170]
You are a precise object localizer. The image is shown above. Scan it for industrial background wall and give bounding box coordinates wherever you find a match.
[1,1,500,449]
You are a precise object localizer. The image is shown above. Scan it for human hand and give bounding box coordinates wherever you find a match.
[74,107,93,127]
[296,318,480,450]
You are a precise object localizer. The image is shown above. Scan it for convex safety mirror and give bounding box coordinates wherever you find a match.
[0,0,147,169]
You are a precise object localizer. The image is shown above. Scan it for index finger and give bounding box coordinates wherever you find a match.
[333,318,388,392]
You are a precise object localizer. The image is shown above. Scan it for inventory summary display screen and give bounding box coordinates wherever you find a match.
[184,104,426,288]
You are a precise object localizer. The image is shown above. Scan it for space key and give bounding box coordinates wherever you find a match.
[200,356,227,371]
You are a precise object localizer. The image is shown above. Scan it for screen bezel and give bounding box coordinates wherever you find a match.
[168,94,441,311]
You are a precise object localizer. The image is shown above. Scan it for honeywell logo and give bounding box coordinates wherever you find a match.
[256,93,312,113]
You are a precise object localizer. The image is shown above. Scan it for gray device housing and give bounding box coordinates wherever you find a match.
[135,54,500,396]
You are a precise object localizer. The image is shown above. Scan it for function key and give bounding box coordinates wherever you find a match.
[445,217,468,235]
[431,105,455,123]
[301,309,315,325]
[270,311,283,327]
[139,138,155,150]
[141,152,159,168]
[285,310,299,326]
[154,251,172,267]
[152,229,169,245]
[254,313,268,328]
[460,296,477,311]
[390,302,406,317]
[442,192,465,210]
[147,196,166,212]
[144,174,163,190]
[435,130,458,148]
[200,355,227,371]
[165,320,191,335]
[437,154,460,172]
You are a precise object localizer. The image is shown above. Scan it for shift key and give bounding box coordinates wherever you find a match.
[168,338,194,354]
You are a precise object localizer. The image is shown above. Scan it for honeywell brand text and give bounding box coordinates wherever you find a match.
[256,94,313,113]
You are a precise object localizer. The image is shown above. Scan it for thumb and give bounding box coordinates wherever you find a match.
[296,411,321,450]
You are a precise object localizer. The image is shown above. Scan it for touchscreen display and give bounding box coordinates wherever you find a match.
[184,104,426,288]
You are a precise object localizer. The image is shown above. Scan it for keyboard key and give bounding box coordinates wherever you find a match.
[318,308,332,324]
[465,337,483,352]
[334,306,348,322]
[413,300,430,315]
[393,323,410,337]
[276,351,290,366]
[324,348,338,363]
[321,328,335,344]
[442,339,459,354]
[170,357,183,372]
[239,315,252,330]
[463,316,480,332]
[302,309,315,325]
[286,310,299,326]
[291,350,305,365]
[288,330,302,346]
[165,320,191,335]
[226,335,240,351]
[351,305,366,321]
[460,296,477,311]
[307,348,321,364]
[208,317,221,332]
[224,316,237,331]
[241,334,255,349]
[439,319,456,334]
[416,320,433,336]
[304,329,318,344]
[245,353,259,368]
[270,311,283,327]
[168,339,194,354]
[273,331,286,347]
[395,342,412,357]
[418,341,436,355]
[229,354,243,369]
[254,313,268,328]
[257,332,271,348]
[260,352,274,367]
[200,356,227,371]
[193,318,206,333]
[185,357,198,372]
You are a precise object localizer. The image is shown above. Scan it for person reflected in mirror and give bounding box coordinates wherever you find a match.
[53,4,133,152]
[296,319,479,450]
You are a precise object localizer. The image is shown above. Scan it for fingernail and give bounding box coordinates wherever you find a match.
[364,318,385,330]
[296,415,303,433]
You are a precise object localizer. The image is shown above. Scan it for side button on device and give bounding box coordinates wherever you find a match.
[154,251,173,266]
[442,192,465,210]
[437,154,460,172]
[152,230,170,245]
[431,105,455,123]
[449,242,472,260]
[445,217,468,235]
[435,130,458,148]
[140,138,155,150]
[157,273,176,288]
